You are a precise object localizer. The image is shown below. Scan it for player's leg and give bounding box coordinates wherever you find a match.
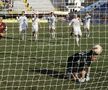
[32,30,37,40]
[76,35,79,46]
[73,72,80,81]
[21,30,27,40]
[78,65,87,82]
[73,29,79,46]
[66,67,80,81]
[72,62,81,81]
[87,27,90,37]
[0,33,5,39]
[19,27,23,40]
[32,31,35,37]
[85,66,91,81]
[21,30,25,40]
[74,34,80,47]
[70,63,80,81]
[52,28,56,39]
[66,67,72,80]
[49,26,52,38]
[32,26,38,40]
[24,30,27,40]
[74,29,82,46]
[84,26,87,37]
[78,30,82,46]
[34,31,38,40]
[79,70,86,82]
[32,31,35,40]
[66,56,74,80]
[70,27,74,36]
[84,24,90,37]
[49,25,56,39]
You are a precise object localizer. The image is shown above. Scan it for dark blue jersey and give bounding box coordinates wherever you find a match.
[67,50,93,73]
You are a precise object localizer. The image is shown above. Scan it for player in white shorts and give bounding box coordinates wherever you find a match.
[83,13,91,37]
[69,14,82,47]
[17,11,28,40]
[32,13,39,40]
[47,12,56,39]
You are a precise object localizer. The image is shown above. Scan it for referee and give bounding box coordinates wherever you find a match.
[66,44,103,83]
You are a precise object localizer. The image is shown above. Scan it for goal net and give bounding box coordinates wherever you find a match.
[0,0,108,90]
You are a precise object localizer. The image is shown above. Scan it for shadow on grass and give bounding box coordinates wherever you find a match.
[28,68,67,79]
[4,36,18,39]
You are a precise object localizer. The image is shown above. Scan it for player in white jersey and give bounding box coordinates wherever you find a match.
[69,14,82,47]
[17,11,28,40]
[83,13,91,37]
[47,12,56,39]
[32,14,39,40]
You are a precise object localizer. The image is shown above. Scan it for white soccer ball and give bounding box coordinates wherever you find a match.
[92,44,103,55]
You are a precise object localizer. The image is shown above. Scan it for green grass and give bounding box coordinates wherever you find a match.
[0,21,108,90]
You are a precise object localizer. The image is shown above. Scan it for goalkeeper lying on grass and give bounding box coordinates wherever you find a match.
[66,44,103,83]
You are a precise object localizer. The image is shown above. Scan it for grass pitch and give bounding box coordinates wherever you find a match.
[0,21,108,90]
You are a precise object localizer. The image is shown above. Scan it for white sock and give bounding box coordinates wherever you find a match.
[35,34,38,40]
[75,36,79,46]
[87,30,90,37]
[52,32,55,38]
[22,33,24,40]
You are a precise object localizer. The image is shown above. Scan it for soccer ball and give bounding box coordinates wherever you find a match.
[92,44,103,55]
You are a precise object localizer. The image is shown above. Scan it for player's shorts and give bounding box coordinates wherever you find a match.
[20,30,27,34]
[73,28,82,36]
[19,26,27,32]
[32,26,38,32]
[19,28,27,34]
[84,24,90,30]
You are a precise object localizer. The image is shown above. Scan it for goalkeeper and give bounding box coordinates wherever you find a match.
[66,44,103,83]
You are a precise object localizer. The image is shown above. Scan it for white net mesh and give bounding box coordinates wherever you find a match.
[0,0,108,90]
